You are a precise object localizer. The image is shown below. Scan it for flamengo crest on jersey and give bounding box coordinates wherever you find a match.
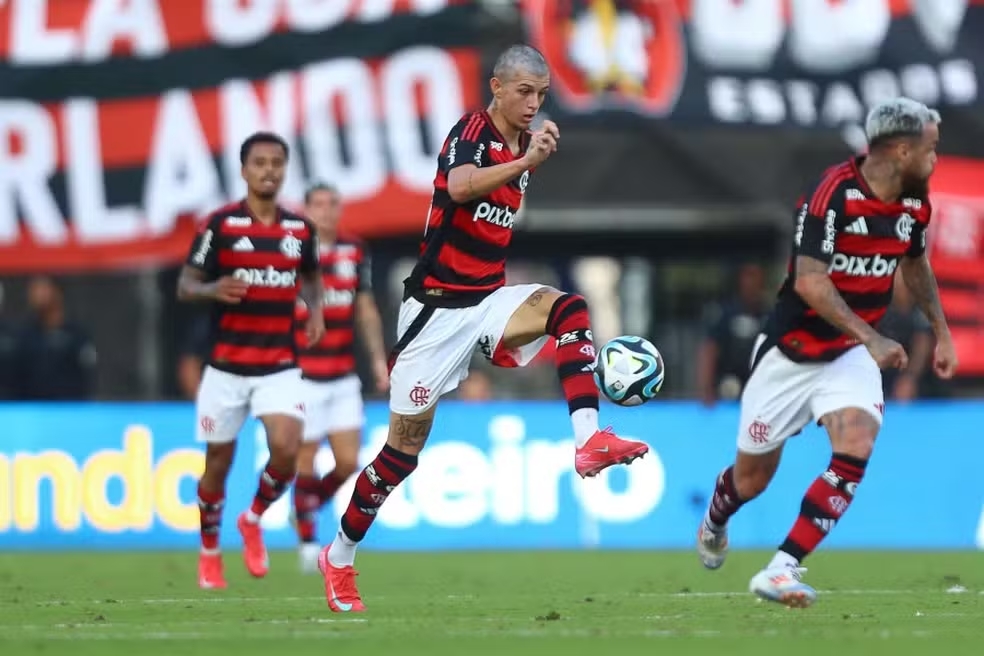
[405,111,534,308]
[296,236,372,381]
[766,157,931,363]
[185,201,319,376]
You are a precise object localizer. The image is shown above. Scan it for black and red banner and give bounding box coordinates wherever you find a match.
[0,0,481,272]
[524,0,984,133]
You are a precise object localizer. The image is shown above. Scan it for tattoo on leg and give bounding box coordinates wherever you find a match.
[821,409,877,441]
[526,292,544,307]
[394,415,433,450]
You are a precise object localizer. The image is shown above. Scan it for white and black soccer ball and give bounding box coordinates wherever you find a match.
[593,335,665,406]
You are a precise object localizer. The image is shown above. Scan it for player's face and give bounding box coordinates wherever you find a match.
[493,71,550,130]
[899,122,939,197]
[306,189,342,232]
[241,142,287,200]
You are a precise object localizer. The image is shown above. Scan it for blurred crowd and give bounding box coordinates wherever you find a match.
[0,253,949,406]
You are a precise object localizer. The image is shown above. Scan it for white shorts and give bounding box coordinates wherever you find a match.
[300,374,365,442]
[196,365,305,444]
[389,283,550,415]
[737,338,884,454]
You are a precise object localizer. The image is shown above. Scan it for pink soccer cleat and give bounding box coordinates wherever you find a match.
[575,427,649,478]
[318,546,366,612]
[237,512,269,578]
[198,552,227,589]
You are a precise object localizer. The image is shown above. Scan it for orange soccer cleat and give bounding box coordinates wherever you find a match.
[237,512,269,578]
[574,427,649,478]
[198,552,227,590]
[318,546,366,612]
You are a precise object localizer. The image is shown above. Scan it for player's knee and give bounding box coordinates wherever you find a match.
[386,409,436,456]
[822,408,879,460]
[295,441,319,475]
[732,451,781,500]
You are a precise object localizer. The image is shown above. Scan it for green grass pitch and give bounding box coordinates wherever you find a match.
[1,550,982,655]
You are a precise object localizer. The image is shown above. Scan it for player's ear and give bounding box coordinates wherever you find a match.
[490,76,502,99]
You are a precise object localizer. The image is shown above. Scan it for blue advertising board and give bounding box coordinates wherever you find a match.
[0,401,981,551]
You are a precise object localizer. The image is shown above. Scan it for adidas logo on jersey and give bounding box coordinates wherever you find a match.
[829,253,898,277]
[844,218,869,235]
[232,237,255,251]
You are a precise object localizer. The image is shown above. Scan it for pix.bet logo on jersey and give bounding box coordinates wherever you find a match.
[523,0,685,116]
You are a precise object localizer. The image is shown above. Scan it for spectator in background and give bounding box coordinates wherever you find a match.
[176,312,212,400]
[878,273,934,402]
[696,263,769,406]
[0,283,18,399]
[14,276,97,400]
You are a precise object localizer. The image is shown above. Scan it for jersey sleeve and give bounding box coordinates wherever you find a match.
[185,214,221,277]
[792,183,845,265]
[906,201,931,257]
[356,246,373,293]
[299,222,320,275]
[440,115,485,174]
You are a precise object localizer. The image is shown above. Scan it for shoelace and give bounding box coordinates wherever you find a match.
[336,569,361,598]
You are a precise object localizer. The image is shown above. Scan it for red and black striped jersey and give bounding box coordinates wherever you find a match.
[295,235,372,381]
[185,201,319,376]
[405,111,534,308]
[765,157,931,362]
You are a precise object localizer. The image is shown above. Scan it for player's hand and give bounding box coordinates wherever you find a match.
[211,276,249,304]
[932,335,958,379]
[863,333,908,370]
[524,124,559,168]
[372,359,390,393]
[305,312,325,347]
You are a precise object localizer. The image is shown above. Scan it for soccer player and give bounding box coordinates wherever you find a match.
[292,183,389,573]
[696,98,959,607]
[316,44,650,612]
[178,132,325,590]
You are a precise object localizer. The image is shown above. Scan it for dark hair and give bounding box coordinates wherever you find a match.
[304,182,339,204]
[239,131,289,165]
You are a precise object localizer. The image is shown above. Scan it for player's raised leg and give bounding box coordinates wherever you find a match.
[194,366,250,590]
[498,286,649,478]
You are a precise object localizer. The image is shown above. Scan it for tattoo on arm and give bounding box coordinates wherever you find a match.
[901,255,947,335]
[794,256,878,344]
[394,415,433,450]
[177,266,212,302]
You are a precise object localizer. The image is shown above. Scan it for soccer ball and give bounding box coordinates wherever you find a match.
[593,335,665,406]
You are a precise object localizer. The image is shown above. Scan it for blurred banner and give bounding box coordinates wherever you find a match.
[523,0,984,129]
[2,400,983,551]
[928,157,984,376]
[0,1,480,272]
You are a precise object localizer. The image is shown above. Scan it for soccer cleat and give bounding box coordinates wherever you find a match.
[318,546,366,612]
[575,427,649,478]
[749,566,817,608]
[299,542,321,574]
[696,518,729,570]
[198,552,227,590]
[236,512,269,578]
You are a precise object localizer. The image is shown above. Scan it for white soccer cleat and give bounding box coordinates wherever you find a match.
[299,543,321,574]
[749,566,817,608]
[696,518,728,570]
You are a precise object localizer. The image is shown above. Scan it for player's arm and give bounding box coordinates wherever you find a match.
[791,199,880,345]
[177,218,247,303]
[898,222,949,339]
[354,249,389,389]
[298,226,325,346]
[445,120,557,203]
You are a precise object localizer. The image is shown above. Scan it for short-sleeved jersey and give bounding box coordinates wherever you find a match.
[296,234,372,381]
[764,157,931,363]
[405,111,534,308]
[185,200,319,376]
